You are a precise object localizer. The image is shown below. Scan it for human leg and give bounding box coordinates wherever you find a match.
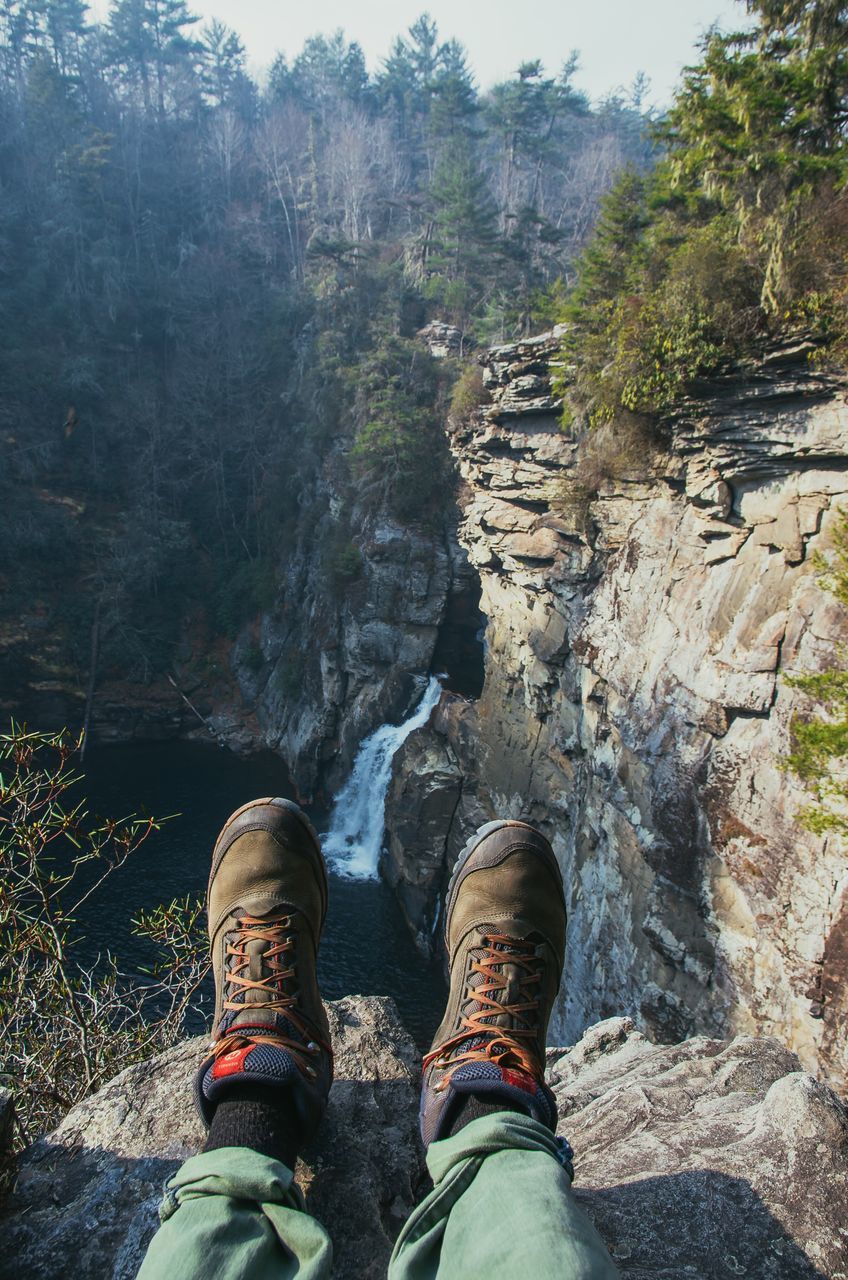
[137,798,335,1280]
[389,1112,616,1279]
[390,820,618,1280]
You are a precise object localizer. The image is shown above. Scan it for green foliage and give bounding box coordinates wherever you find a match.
[0,1,654,693]
[448,362,490,423]
[322,529,363,588]
[0,724,208,1155]
[424,139,500,331]
[560,2,848,452]
[785,511,848,835]
[350,336,452,524]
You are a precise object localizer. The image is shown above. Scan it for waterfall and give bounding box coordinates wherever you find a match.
[323,675,443,880]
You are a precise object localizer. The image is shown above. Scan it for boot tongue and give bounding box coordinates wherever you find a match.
[246,937,268,1001]
[224,911,297,1037]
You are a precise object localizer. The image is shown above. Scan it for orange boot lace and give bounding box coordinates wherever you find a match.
[423,933,544,1091]
[212,911,331,1078]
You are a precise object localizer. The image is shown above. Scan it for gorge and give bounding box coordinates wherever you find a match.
[72,323,848,1099]
[3,4,848,1271]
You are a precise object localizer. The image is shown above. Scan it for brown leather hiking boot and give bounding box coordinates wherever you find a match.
[420,819,566,1147]
[194,798,332,1136]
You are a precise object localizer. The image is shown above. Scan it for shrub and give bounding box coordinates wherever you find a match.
[0,726,208,1160]
[785,510,848,836]
[322,532,363,588]
[448,363,490,425]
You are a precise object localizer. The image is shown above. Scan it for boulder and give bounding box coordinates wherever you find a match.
[4,1009,847,1279]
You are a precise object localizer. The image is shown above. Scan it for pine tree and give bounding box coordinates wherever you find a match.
[107,0,200,116]
[200,18,245,109]
[425,137,499,330]
[289,31,369,118]
[44,0,88,79]
[429,38,477,143]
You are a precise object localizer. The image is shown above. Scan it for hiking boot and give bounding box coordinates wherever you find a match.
[420,819,566,1147]
[194,797,332,1141]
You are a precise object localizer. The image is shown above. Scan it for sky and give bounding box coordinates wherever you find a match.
[90,0,749,107]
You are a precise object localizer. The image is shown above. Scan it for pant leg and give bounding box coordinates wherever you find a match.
[389,1112,619,1280]
[136,1146,332,1280]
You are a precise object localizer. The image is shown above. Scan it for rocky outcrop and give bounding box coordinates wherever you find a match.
[233,510,454,799]
[385,331,848,1093]
[4,1007,846,1279]
[552,1016,848,1278]
[2,998,423,1280]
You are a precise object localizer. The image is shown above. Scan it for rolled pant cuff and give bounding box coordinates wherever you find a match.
[425,1109,566,1187]
[158,1147,304,1223]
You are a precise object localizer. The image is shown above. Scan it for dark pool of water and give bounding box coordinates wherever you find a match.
[73,741,446,1049]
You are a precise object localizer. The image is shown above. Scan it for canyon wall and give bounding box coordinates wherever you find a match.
[230,502,456,800]
[385,330,848,1093]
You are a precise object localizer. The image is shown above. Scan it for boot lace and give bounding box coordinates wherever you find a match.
[423,933,543,1091]
[213,911,330,1078]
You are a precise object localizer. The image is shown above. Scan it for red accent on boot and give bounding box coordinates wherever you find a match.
[502,1068,536,1093]
[212,1044,254,1079]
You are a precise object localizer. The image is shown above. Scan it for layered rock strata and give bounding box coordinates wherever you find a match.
[385,330,848,1092]
[4,1008,846,1279]
[233,510,456,798]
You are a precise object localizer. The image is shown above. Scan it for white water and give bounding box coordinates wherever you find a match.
[323,675,443,880]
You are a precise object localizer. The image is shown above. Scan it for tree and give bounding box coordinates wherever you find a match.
[428,38,477,143]
[107,0,200,116]
[288,30,369,119]
[425,137,500,333]
[557,0,848,445]
[199,17,246,110]
[663,10,848,310]
[44,0,89,79]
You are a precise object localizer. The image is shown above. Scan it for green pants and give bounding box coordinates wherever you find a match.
[138,1111,618,1278]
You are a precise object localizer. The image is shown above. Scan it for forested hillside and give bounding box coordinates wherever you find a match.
[0,2,650,702]
[560,0,848,447]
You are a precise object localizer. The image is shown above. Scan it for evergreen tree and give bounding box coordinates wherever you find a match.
[425,138,499,331]
[199,18,245,108]
[289,31,369,117]
[429,38,477,143]
[107,0,200,116]
[44,0,88,78]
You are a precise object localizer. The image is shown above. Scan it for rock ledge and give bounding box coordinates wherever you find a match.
[3,1002,847,1279]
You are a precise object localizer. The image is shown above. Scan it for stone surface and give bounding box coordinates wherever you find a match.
[416,319,463,359]
[385,330,848,1092]
[1,998,422,1280]
[238,507,457,800]
[4,1012,847,1279]
[551,1018,848,1279]
[382,725,464,948]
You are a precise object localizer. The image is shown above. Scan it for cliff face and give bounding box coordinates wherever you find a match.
[5,1004,847,1279]
[231,505,456,799]
[385,331,848,1093]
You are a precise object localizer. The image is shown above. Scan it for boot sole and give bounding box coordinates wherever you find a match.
[443,819,564,948]
[208,796,329,930]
